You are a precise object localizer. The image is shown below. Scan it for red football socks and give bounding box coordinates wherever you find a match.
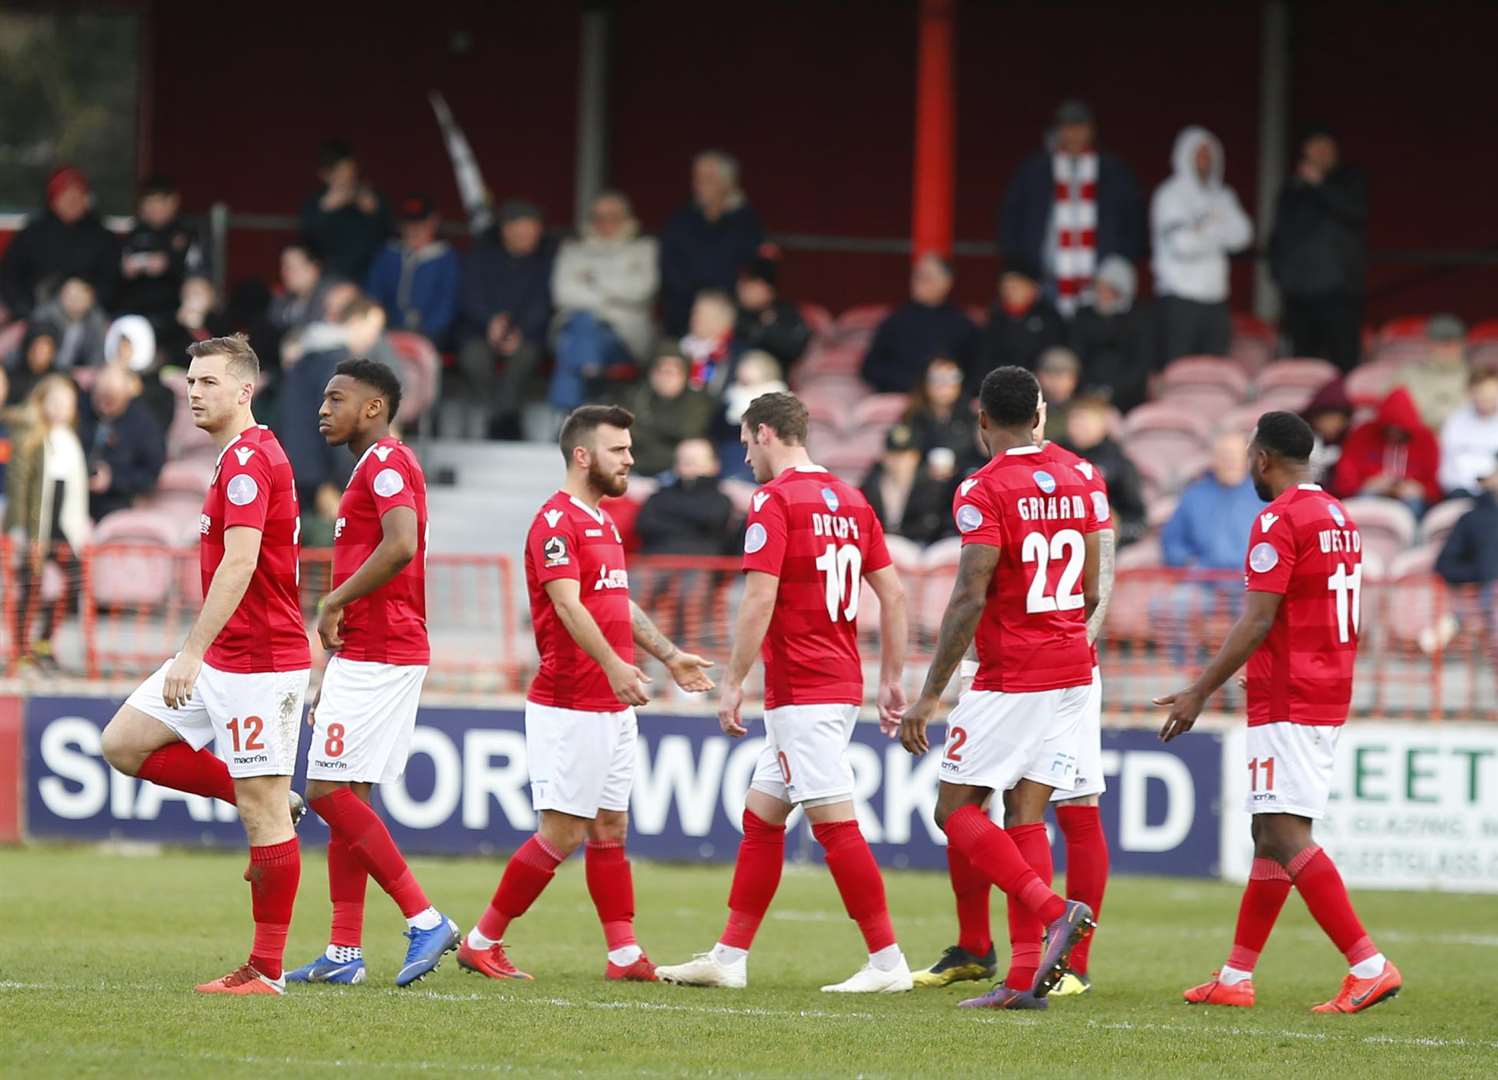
[1289,845,1378,965]
[1226,857,1293,972]
[137,743,235,803]
[943,805,1066,924]
[311,790,430,919]
[245,837,301,980]
[1056,805,1109,975]
[813,819,896,954]
[720,810,785,950]
[947,845,993,956]
[585,840,637,950]
[476,835,564,942]
[1003,822,1052,990]
[326,833,368,948]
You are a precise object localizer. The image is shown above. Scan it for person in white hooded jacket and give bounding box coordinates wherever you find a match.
[1151,126,1253,362]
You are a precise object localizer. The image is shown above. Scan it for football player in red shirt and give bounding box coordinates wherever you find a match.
[459,405,714,982]
[656,392,914,993]
[901,366,1100,1010]
[282,359,458,989]
[100,334,310,995]
[1157,411,1400,1013]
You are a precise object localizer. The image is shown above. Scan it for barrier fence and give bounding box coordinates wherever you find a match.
[2,543,1494,719]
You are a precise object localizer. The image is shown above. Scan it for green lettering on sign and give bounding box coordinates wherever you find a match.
[1404,748,1438,804]
[1354,746,1387,802]
[1453,748,1494,804]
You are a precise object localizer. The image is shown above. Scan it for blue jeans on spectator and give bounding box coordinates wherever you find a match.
[550,311,631,412]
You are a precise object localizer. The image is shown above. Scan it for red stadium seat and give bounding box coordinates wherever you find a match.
[155,457,213,498]
[835,304,892,335]
[1219,403,1266,439]
[1122,402,1212,441]
[1117,536,1163,570]
[1255,358,1339,394]
[793,343,867,383]
[798,302,835,340]
[1343,359,1402,408]
[1379,315,1431,341]
[1252,384,1316,414]
[1160,356,1250,400]
[1467,319,1498,344]
[882,534,925,574]
[1157,384,1243,419]
[89,510,181,608]
[385,330,440,428]
[850,393,911,430]
[1342,496,1418,568]
[1419,497,1472,549]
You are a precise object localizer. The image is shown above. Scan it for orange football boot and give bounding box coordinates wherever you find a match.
[457,939,533,980]
[195,963,285,995]
[1312,961,1402,1014]
[1184,971,1255,1007]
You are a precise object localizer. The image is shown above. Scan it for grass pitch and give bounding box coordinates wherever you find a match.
[1,845,1495,1078]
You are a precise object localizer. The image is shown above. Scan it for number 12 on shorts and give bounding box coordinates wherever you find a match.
[1248,755,1275,791]
[226,715,264,753]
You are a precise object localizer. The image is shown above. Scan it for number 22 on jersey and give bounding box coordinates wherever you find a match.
[1022,528,1085,614]
[815,543,863,623]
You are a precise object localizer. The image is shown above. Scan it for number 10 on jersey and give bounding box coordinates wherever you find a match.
[815,543,863,623]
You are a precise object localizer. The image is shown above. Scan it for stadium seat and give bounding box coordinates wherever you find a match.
[813,427,885,479]
[1147,494,1179,529]
[1379,314,1431,341]
[386,330,440,430]
[793,343,867,383]
[1160,356,1251,400]
[850,393,911,430]
[1342,496,1418,568]
[88,510,181,608]
[1252,384,1315,414]
[1122,402,1212,442]
[799,384,854,429]
[1468,319,1498,344]
[1344,359,1402,407]
[1157,384,1243,418]
[798,302,835,340]
[1419,497,1471,548]
[720,477,757,518]
[1116,536,1162,569]
[1219,403,1266,439]
[1255,358,1339,394]
[155,457,213,497]
[1381,555,1446,652]
[915,537,963,639]
[1228,314,1276,377]
[835,304,892,336]
[882,534,925,574]
[1103,569,1158,641]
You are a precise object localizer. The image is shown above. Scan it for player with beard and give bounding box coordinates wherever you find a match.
[458,405,715,981]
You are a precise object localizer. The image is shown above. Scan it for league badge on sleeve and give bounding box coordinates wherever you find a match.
[744,522,768,554]
[543,535,569,568]
[956,504,983,533]
[226,474,259,506]
[373,467,405,497]
[1249,541,1279,574]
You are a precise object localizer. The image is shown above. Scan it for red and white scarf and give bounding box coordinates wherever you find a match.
[1052,152,1098,316]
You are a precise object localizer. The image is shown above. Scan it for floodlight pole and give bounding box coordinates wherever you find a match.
[911,0,956,262]
[1255,0,1291,321]
[575,3,613,229]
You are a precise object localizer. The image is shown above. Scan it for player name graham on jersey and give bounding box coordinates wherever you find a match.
[1318,527,1361,554]
[1015,494,1090,522]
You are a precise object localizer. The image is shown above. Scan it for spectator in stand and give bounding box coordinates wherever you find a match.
[862,254,977,395]
[117,176,204,331]
[680,289,740,395]
[659,150,765,337]
[549,190,659,412]
[270,243,337,338]
[905,355,975,459]
[458,199,555,438]
[1333,386,1441,516]
[5,375,89,671]
[1161,431,1262,569]
[1069,255,1152,411]
[734,254,809,369]
[103,315,175,435]
[1399,314,1469,430]
[1269,128,1369,371]
[971,255,1066,392]
[715,350,787,479]
[365,195,462,348]
[7,324,62,405]
[1061,395,1147,545]
[859,422,951,546]
[1151,126,1253,362]
[626,350,715,479]
[1302,377,1354,488]
[1,166,119,319]
[156,274,225,363]
[1435,459,1498,592]
[80,362,165,521]
[32,278,108,371]
[636,439,736,556]
[999,99,1145,317]
[1439,370,1498,497]
[300,139,391,283]
[1036,346,1082,441]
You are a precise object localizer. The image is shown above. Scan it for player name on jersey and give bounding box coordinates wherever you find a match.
[1015,494,1089,522]
[1317,527,1361,554]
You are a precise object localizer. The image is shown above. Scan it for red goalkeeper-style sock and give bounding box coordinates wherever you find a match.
[720,810,786,950]
[1289,846,1379,966]
[1002,822,1052,990]
[137,743,235,803]
[943,805,1066,925]
[585,840,637,951]
[311,790,430,919]
[1224,857,1293,974]
[1056,805,1109,975]
[326,833,368,948]
[947,845,993,956]
[812,820,897,954]
[245,837,301,980]
[476,835,564,942]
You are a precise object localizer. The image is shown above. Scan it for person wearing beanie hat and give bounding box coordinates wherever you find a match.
[733,251,809,368]
[1,165,120,318]
[1070,254,1152,412]
[857,421,952,546]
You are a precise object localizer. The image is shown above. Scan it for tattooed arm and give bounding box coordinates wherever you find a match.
[629,599,714,693]
[1086,528,1116,646]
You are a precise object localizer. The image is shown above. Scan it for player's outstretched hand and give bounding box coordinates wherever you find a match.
[607,660,652,707]
[316,600,345,651]
[900,697,935,756]
[1154,685,1205,742]
[877,680,907,738]
[667,652,716,694]
[718,683,748,738]
[162,650,202,710]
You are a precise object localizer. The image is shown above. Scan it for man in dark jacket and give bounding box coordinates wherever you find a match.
[1069,255,1153,411]
[117,176,204,330]
[457,200,556,438]
[1059,396,1148,545]
[970,255,1065,392]
[659,151,765,337]
[1,166,120,318]
[1269,129,1369,371]
[861,254,978,395]
[1437,463,1498,587]
[299,140,392,284]
[636,439,736,556]
[81,363,165,521]
[626,352,715,478]
[365,195,462,348]
[734,255,809,369]
[998,100,1145,317]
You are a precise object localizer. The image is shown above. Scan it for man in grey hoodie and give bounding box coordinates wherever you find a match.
[1150,126,1253,363]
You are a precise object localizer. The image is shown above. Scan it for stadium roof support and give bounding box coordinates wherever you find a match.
[911,0,956,262]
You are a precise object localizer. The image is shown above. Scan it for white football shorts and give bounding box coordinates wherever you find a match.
[127,656,309,778]
[1244,721,1339,819]
[749,703,860,807]
[1050,667,1105,802]
[524,701,637,818]
[306,656,428,784]
[939,683,1089,794]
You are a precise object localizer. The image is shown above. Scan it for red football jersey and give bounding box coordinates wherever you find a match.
[525,490,634,712]
[331,437,429,665]
[1044,441,1114,667]
[1243,483,1361,727]
[953,444,1097,692]
[200,425,310,673]
[742,466,891,709]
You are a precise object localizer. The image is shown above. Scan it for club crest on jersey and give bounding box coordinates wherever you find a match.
[543,509,563,528]
[820,487,840,513]
[1328,503,1345,526]
[1033,470,1057,494]
[1249,541,1279,573]
[594,564,629,591]
[233,446,255,466]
